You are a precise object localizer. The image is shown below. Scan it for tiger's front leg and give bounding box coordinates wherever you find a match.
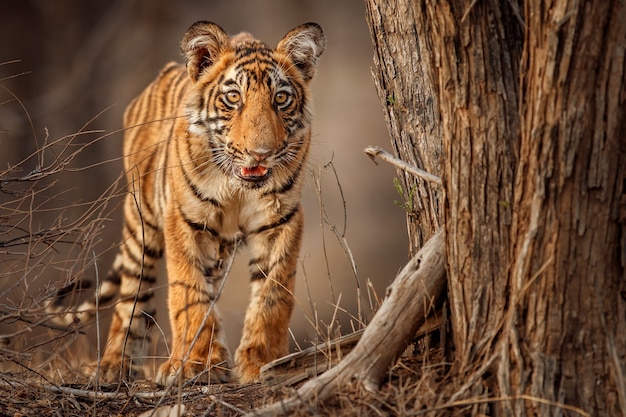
[235,206,303,383]
[155,207,234,386]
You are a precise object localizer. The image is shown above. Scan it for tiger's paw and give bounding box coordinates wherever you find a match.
[155,359,231,386]
[235,360,262,384]
[235,343,285,383]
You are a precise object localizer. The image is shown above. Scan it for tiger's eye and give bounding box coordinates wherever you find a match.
[225,91,241,104]
[275,91,289,105]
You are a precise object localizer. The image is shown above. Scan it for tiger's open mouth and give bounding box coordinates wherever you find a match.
[236,165,271,183]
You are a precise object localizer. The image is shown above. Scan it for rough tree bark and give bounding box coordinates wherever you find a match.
[401,1,524,385]
[507,1,626,415]
[366,1,443,251]
[421,0,524,377]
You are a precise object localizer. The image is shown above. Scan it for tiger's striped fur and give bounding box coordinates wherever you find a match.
[50,21,324,385]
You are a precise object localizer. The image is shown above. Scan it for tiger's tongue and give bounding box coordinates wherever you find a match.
[241,166,268,177]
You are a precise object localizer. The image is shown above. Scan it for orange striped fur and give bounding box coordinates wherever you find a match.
[50,21,324,384]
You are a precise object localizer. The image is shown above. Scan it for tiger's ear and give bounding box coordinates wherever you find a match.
[181,21,230,81]
[277,23,325,81]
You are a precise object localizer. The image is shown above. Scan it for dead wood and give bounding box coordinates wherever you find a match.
[364,146,442,185]
[246,229,446,417]
[260,313,442,388]
[260,329,364,387]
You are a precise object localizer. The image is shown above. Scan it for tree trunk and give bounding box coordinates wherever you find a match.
[506,1,626,415]
[423,0,524,375]
[366,0,626,416]
[367,0,524,381]
[365,0,443,252]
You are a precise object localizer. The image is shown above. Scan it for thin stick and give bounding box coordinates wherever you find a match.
[364,146,442,185]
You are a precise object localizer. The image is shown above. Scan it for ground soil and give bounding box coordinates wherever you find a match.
[0,337,444,416]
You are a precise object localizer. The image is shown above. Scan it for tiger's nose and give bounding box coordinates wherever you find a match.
[249,148,272,162]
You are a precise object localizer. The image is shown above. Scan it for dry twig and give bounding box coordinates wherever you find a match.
[364,146,442,185]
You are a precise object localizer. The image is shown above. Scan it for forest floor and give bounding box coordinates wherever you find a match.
[0,335,445,417]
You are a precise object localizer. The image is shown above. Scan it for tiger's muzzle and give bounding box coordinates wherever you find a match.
[234,147,275,183]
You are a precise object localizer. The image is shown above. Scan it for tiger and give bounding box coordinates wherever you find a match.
[48,21,325,385]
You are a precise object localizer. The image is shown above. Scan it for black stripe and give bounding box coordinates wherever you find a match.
[170,281,216,303]
[235,47,272,59]
[181,164,208,203]
[235,57,278,69]
[105,271,122,286]
[180,163,221,207]
[180,208,220,237]
[174,300,215,321]
[122,241,156,271]
[119,291,154,303]
[263,160,303,197]
[212,125,227,135]
[171,280,210,294]
[119,265,157,284]
[143,245,163,260]
[98,293,116,305]
[125,209,161,235]
[168,66,187,105]
[139,198,161,232]
[122,241,147,268]
[135,84,155,129]
[124,222,163,259]
[251,205,300,235]
[196,90,205,114]
[249,252,291,282]
[159,68,182,115]
[265,73,273,89]
[164,114,177,144]
[206,115,229,123]
[287,117,305,132]
[223,79,238,89]
[160,62,181,78]
[250,270,267,281]
[161,140,170,193]
[206,83,218,104]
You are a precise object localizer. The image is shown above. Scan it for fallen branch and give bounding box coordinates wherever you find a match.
[364,145,442,185]
[260,329,364,387]
[0,380,193,400]
[247,229,447,416]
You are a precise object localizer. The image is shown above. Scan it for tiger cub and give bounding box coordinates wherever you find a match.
[52,22,324,385]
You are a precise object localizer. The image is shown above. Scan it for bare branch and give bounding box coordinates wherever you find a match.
[364,146,442,185]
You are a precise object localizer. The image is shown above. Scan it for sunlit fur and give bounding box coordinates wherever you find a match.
[50,21,324,385]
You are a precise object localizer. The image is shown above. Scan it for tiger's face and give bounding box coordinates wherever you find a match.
[182,23,325,189]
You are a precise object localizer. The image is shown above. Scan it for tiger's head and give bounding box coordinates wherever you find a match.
[181,22,325,190]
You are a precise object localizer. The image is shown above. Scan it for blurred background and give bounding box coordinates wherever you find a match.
[0,0,409,374]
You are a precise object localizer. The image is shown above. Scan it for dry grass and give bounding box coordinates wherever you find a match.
[0,339,446,416]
